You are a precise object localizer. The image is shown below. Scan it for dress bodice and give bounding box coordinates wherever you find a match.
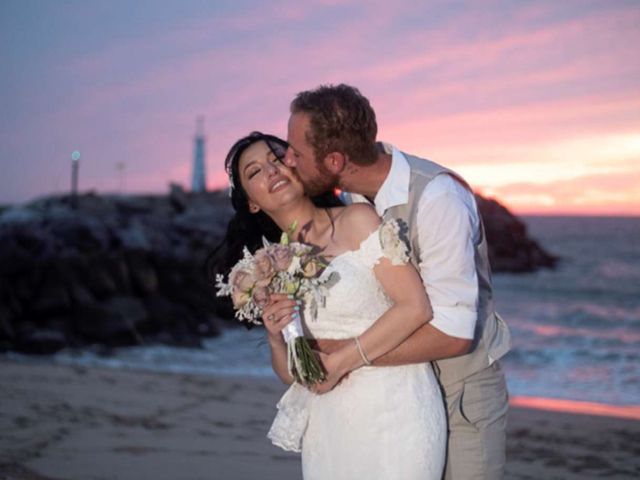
[302,223,403,340]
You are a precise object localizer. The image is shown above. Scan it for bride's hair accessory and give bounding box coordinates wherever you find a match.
[354,336,371,365]
[228,170,236,197]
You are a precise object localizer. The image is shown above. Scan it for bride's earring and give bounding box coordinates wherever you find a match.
[249,202,260,214]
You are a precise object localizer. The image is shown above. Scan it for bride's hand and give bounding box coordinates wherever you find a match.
[261,293,300,343]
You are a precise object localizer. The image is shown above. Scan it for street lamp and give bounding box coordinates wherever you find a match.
[71,150,80,209]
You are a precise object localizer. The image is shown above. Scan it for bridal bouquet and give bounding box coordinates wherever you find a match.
[215,223,337,384]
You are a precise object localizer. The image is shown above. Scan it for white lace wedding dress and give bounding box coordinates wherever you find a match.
[268,225,447,479]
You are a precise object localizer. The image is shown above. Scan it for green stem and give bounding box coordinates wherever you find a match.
[292,337,325,385]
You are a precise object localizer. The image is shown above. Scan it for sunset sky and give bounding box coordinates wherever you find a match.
[2,0,639,215]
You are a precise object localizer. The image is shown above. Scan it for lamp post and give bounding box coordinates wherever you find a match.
[71,150,80,209]
[116,161,126,193]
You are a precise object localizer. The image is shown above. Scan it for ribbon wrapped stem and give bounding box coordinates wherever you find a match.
[283,317,325,385]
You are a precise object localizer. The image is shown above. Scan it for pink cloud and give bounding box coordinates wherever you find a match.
[381,92,640,157]
[3,0,640,217]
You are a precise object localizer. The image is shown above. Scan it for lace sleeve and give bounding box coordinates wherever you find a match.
[359,218,411,269]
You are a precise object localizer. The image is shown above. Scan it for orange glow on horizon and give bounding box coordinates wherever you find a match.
[510,396,640,420]
[206,170,640,217]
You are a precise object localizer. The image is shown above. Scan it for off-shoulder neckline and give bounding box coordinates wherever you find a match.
[322,223,380,268]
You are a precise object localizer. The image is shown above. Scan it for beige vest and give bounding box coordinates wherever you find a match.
[383,152,511,388]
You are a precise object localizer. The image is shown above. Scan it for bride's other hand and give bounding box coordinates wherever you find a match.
[262,293,300,343]
[312,351,350,395]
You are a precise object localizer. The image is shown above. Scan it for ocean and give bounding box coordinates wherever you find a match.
[6,216,640,407]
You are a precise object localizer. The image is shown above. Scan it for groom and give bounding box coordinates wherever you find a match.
[283,84,511,479]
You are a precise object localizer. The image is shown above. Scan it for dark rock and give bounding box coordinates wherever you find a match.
[12,273,40,303]
[126,253,158,295]
[15,328,67,355]
[114,195,154,215]
[67,278,96,305]
[476,195,558,272]
[196,314,221,338]
[30,262,72,316]
[143,294,190,329]
[106,255,133,294]
[115,220,152,251]
[83,259,119,299]
[142,293,216,345]
[73,296,148,345]
[0,305,15,340]
[169,183,188,212]
[46,208,110,254]
[0,225,47,275]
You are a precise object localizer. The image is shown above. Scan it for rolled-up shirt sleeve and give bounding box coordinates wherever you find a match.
[416,174,480,339]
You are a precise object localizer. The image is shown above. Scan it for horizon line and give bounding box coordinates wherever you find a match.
[1,187,639,219]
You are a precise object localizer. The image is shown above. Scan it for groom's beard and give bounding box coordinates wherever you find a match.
[302,164,340,197]
[303,172,339,197]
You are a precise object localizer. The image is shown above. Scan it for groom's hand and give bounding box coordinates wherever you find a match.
[309,338,351,355]
[311,351,349,395]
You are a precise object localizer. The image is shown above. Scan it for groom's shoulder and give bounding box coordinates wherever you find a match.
[401,151,472,189]
[402,151,447,174]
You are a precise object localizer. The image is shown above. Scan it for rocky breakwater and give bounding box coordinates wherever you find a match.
[0,187,556,355]
[0,186,233,355]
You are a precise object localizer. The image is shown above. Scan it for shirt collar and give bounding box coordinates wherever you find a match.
[372,142,410,216]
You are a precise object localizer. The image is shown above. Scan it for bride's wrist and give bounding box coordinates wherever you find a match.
[335,338,366,373]
[267,332,286,348]
[354,336,372,367]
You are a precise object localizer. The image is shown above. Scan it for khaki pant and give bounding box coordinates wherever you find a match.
[442,362,509,480]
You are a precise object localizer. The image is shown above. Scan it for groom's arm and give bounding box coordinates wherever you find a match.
[316,175,479,365]
[313,324,470,363]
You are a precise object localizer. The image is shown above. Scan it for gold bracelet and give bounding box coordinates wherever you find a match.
[354,336,371,366]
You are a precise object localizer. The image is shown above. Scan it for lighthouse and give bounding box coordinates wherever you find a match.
[191,116,206,192]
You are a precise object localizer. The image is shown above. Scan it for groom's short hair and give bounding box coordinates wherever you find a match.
[290,84,378,166]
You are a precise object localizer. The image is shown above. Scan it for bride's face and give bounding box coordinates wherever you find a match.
[238,140,305,214]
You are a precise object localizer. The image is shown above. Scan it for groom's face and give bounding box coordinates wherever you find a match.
[285,112,340,197]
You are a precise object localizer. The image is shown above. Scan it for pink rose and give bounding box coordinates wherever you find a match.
[230,268,256,291]
[254,249,276,286]
[229,269,256,307]
[251,285,270,309]
[270,244,294,271]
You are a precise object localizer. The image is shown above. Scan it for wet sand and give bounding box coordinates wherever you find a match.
[1,360,638,479]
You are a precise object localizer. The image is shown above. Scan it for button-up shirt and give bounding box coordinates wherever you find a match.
[341,144,480,339]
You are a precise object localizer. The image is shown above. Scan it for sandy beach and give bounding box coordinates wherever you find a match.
[1,360,638,480]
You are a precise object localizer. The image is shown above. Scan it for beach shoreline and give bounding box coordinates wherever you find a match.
[1,360,638,479]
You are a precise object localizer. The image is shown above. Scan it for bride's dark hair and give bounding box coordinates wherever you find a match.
[207,132,342,319]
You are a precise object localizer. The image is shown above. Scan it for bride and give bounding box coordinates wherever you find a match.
[211,132,446,479]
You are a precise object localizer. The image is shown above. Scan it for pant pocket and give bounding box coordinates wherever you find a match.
[459,369,505,428]
[458,382,481,428]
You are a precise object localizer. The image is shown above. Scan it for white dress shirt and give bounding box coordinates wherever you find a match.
[343,144,480,339]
